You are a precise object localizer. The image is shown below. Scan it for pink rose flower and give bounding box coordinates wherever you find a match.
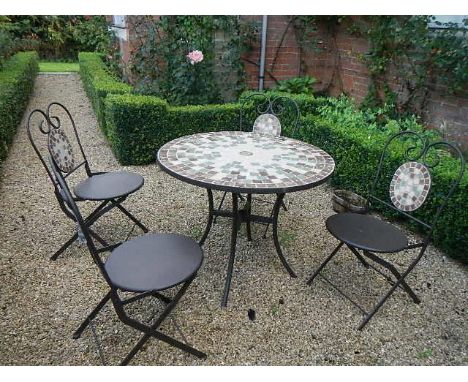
[187,50,204,65]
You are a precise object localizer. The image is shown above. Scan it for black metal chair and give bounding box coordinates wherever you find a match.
[49,157,206,365]
[27,102,148,260]
[215,93,301,236]
[307,131,465,330]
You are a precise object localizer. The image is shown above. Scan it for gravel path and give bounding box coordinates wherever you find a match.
[0,73,466,366]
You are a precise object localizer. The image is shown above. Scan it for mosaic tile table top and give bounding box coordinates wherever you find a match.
[157,131,335,193]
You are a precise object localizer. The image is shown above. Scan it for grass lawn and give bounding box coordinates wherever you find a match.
[39,62,79,72]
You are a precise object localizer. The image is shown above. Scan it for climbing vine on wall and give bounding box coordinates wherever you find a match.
[353,16,468,116]
[130,16,256,105]
[291,15,467,119]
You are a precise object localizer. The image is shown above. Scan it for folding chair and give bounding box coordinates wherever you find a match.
[215,93,301,237]
[49,157,206,365]
[27,102,148,260]
[307,130,465,330]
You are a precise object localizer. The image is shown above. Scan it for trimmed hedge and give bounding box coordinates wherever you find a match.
[80,52,467,263]
[105,93,241,164]
[0,51,39,164]
[78,52,132,137]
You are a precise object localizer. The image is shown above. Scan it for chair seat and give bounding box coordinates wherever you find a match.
[326,213,408,253]
[74,171,144,201]
[104,234,203,292]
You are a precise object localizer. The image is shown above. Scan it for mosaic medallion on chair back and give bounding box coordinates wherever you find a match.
[389,161,431,212]
[48,129,75,173]
[252,113,281,136]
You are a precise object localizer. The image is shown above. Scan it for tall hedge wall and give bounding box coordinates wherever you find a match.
[79,52,467,263]
[0,51,39,165]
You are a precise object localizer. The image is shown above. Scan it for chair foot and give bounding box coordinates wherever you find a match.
[307,241,344,285]
[50,232,78,261]
[73,292,111,339]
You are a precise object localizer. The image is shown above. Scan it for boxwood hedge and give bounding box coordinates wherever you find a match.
[78,52,132,137]
[0,51,39,165]
[80,52,467,263]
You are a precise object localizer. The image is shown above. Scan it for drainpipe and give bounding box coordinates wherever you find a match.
[258,15,268,91]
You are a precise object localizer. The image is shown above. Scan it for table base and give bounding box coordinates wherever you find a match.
[199,189,297,307]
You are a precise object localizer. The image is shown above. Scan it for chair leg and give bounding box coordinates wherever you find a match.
[346,245,370,269]
[117,277,205,365]
[73,291,112,339]
[307,241,344,285]
[89,228,109,247]
[50,232,78,261]
[149,330,206,359]
[362,250,421,304]
[357,246,427,330]
[358,275,405,330]
[112,201,149,233]
[120,333,152,366]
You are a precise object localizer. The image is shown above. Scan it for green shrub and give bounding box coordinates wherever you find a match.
[276,75,317,95]
[78,52,131,136]
[105,93,240,165]
[0,51,39,164]
[299,114,468,263]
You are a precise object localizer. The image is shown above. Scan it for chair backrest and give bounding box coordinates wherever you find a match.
[49,156,113,287]
[239,93,300,138]
[368,130,465,243]
[27,102,91,185]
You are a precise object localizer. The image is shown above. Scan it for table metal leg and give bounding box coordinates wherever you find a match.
[221,193,239,307]
[199,189,214,246]
[246,194,252,242]
[272,193,297,278]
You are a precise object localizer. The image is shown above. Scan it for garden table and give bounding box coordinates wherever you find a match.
[157,131,335,307]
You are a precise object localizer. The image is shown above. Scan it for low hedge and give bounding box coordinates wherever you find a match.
[78,52,132,137]
[80,52,467,263]
[0,51,39,164]
[105,93,240,164]
[298,114,468,263]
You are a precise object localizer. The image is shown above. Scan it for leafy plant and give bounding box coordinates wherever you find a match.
[358,16,468,116]
[276,76,317,95]
[278,230,297,248]
[417,349,433,359]
[131,16,256,105]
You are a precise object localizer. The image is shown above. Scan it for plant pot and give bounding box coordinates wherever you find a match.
[332,189,369,214]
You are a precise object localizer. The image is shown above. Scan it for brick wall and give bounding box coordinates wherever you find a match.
[242,16,301,89]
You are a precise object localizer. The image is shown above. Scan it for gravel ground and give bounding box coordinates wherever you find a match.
[0,73,466,366]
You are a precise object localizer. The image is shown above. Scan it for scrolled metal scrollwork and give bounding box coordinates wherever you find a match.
[240,93,300,138]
